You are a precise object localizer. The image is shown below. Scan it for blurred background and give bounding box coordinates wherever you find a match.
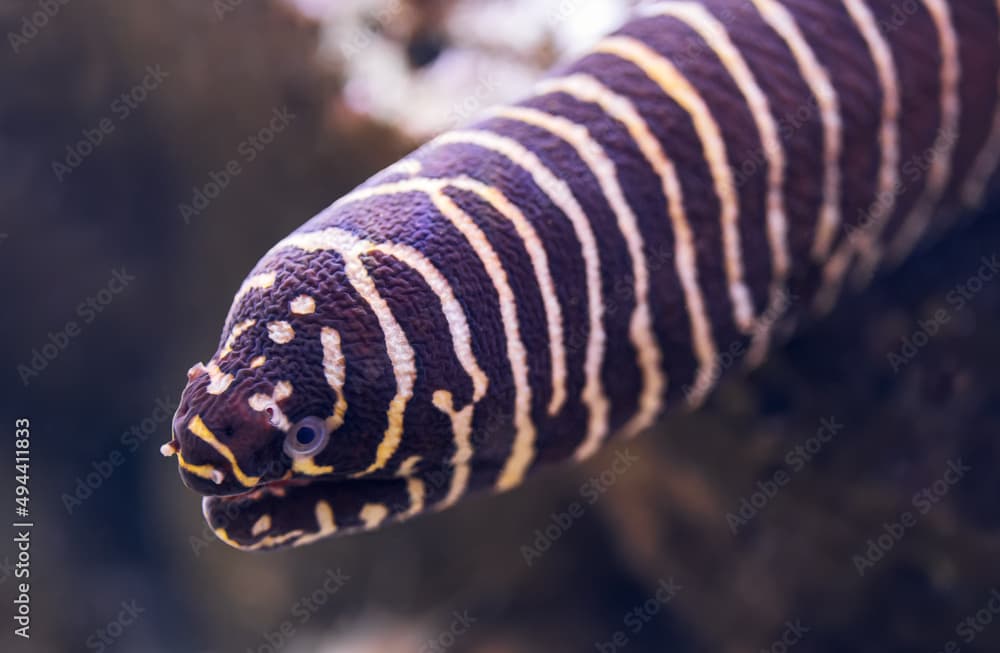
[2,0,1000,651]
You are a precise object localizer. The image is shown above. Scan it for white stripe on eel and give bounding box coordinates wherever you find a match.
[596,35,758,333]
[269,229,418,477]
[488,104,664,452]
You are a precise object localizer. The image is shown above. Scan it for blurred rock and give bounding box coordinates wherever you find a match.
[595,208,1000,653]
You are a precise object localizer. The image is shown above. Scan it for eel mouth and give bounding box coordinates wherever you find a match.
[200,475,415,551]
[213,474,316,501]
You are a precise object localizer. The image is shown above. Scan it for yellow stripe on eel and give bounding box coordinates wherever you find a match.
[401,477,426,520]
[320,327,349,432]
[490,104,663,454]
[251,515,272,537]
[886,0,960,263]
[218,319,256,360]
[272,228,417,477]
[215,526,306,551]
[225,272,276,326]
[176,452,219,481]
[596,35,757,333]
[397,455,422,477]
[360,503,390,529]
[205,363,234,396]
[292,457,334,476]
[750,0,842,262]
[188,415,262,487]
[290,501,338,548]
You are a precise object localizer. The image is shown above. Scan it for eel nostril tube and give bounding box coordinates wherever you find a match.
[160,440,179,457]
[210,469,226,485]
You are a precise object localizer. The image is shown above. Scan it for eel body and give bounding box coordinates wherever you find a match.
[166,0,1000,550]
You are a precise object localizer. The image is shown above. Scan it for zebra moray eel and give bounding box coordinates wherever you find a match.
[164,0,1000,551]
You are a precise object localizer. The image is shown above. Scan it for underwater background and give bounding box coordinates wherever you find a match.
[2,0,1000,651]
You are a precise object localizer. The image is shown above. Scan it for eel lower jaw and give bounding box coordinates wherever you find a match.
[201,472,424,551]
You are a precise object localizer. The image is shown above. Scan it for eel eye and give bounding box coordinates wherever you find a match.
[284,417,329,459]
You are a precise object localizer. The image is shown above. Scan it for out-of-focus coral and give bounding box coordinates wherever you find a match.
[284,0,634,139]
[292,617,432,653]
[296,615,535,653]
